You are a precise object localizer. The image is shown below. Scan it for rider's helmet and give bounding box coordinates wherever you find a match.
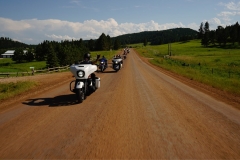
[83,53,91,60]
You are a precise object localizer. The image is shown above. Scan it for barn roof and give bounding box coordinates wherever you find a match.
[4,50,15,54]
[1,50,28,56]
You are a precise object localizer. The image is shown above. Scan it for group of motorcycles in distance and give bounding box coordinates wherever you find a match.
[69,47,130,103]
[98,47,130,72]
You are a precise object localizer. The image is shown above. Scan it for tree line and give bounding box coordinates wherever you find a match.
[0,37,28,49]
[35,33,122,67]
[199,21,240,47]
[111,28,198,45]
[4,33,121,68]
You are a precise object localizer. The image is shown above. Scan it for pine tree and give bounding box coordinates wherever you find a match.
[107,35,111,50]
[143,38,148,46]
[202,21,210,47]
[209,30,216,45]
[46,44,59,68]
[12,48,25,63]
[198,22,204,39]
[95,33,110,51]
[229,22,239,45]
[216,26,224,46]
[25,49,35,62]
[113,39,121,50]
[87,39,95,51]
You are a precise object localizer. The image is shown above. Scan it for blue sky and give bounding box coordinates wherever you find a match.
[0,0,239,44]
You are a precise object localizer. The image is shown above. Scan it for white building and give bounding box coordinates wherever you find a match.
[1,50,15,58]
[1,50,28,58]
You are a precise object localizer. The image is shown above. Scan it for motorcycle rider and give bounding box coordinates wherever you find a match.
[80,52,100,65]
[79,52,100,90]
[99,55,108,67]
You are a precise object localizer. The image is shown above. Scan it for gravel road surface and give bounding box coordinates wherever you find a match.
[0,50,240,159]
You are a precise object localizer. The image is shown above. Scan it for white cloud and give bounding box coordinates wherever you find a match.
[218,2,240,24]
[0,17,32,32]
[45,34,78,40]
[186,23,199,30]
[0,17,198,44]
[211,18,222,26]
[219,1,240,11]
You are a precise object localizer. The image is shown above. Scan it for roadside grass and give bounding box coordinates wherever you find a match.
[0,59,47,72]
[134,39,240,95]
[0,81,37,100]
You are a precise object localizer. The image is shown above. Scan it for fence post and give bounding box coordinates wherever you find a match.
[32,68,34,75]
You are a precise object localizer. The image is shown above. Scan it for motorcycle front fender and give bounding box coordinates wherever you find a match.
[113,64,119,70]
[76,81,84,89]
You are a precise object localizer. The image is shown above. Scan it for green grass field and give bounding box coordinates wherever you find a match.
[134,40,240,95]
[91,50,121,60]
[0,59,47,72]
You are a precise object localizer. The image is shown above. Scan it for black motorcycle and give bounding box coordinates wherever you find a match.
[112,57,123,72]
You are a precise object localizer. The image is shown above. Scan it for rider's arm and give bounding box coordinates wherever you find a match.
[91,55,101,64]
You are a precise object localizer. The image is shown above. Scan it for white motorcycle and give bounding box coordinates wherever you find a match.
[70,64,100,103]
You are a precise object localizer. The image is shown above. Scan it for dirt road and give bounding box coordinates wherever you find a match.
[0,50,240,159]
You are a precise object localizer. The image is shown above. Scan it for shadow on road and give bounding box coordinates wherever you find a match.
[22,94,79,107]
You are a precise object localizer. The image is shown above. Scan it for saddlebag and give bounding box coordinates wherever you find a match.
[95,78,101,88]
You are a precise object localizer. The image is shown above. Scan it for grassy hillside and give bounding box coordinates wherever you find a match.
[134,40,240,95]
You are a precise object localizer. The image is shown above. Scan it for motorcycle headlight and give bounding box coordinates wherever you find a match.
[77,70,85,78]
[115,61,118,64]
[101,61,104,64]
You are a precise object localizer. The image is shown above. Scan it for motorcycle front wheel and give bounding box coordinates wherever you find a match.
[76,89,84,103]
